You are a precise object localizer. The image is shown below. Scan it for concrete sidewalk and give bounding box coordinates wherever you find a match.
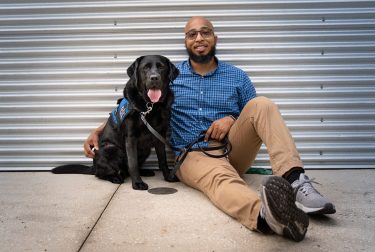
[0,170,374,252]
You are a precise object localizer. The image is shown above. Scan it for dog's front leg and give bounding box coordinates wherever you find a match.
[154,141,179,182]
[126,137,148,190]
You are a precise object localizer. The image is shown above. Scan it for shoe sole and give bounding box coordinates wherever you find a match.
[261,176,309,242]
[295,202,336,215]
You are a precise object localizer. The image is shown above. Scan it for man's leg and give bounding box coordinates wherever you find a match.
[228,96,303,176]
[176,150,261,230]
[176,150,309,241]
[228,96,335,214]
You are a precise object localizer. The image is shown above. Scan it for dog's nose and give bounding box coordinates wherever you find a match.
[150,74,160,81]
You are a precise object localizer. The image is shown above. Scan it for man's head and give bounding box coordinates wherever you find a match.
[184,16,218,64]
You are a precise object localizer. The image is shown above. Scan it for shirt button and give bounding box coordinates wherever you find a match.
[200,91,203,94]
[199,108,202,111]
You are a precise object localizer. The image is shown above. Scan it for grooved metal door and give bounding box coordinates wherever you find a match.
[1,0,375,170]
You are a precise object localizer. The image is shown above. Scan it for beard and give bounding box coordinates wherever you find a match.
[186,45,216,64]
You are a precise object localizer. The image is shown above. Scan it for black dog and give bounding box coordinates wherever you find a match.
[52,55,179,190]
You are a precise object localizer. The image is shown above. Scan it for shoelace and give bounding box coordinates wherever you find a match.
[294,177,322,196]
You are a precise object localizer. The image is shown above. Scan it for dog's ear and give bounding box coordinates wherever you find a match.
[127,56,144,78]
[125,56,144,98]
[168,60,180,81]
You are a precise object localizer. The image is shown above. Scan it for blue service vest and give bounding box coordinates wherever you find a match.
[110,98,130,128]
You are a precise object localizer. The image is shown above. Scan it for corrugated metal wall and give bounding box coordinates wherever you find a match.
[1,0,375,171]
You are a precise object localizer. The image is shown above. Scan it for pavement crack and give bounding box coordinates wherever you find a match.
[77,184,122,252]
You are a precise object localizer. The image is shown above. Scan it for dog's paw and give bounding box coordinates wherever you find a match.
[132,181,149,190]
[165,174,179,182]
[110,176,124,184]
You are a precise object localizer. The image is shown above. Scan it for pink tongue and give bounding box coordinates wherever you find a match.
[147,89,162,103]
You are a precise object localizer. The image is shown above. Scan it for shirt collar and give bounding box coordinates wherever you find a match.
[187,57,220,77]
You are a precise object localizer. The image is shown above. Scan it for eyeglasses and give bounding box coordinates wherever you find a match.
[185,28,214,40]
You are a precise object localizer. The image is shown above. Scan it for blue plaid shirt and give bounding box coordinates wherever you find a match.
[170,58,256,153]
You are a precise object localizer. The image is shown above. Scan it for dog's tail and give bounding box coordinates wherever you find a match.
[51,164,94,175]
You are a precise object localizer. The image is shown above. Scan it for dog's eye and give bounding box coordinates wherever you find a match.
[157,63,165,69]
[143,63,152,70]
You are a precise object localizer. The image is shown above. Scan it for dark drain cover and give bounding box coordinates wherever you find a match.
[148,187,178,195]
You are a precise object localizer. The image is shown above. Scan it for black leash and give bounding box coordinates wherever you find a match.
[168,131,232,180]
[140,103,174,150]
[140,104,232,180]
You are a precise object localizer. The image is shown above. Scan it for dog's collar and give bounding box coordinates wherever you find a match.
[110,98,131,128]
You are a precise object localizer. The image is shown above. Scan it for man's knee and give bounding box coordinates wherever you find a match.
[249,96,277,108]
[244,96,279,114]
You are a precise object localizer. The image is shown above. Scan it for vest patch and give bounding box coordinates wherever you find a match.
[110,98,130,128]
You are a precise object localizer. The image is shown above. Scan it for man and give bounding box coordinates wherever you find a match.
[84,16,335,241]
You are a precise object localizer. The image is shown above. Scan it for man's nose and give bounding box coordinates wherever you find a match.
[195,31,204,41]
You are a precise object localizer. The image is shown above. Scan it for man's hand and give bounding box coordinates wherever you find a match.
[83,121,106,158]
[204,116,236,142]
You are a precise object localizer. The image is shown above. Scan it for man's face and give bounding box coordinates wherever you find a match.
[184,19,217,64]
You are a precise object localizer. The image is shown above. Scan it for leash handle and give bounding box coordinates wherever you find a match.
[196,133,232,158]
[168,131,232,180]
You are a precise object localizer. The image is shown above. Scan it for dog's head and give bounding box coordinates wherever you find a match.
[126,55,179,104]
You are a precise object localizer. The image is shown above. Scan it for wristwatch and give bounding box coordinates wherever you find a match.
[229,115,237,122]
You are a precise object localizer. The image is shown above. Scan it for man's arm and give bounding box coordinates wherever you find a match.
[83,120,107,158]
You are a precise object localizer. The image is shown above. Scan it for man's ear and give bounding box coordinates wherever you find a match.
[127,56,144,78]
[168,60,180,81]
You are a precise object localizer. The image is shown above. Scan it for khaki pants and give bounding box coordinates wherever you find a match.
[176,96,303,230]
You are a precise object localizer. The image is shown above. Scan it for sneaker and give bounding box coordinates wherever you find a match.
[291,174,336,215]
[260,176,309,242]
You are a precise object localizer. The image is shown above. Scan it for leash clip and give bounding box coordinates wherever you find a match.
[141,102,154,117]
